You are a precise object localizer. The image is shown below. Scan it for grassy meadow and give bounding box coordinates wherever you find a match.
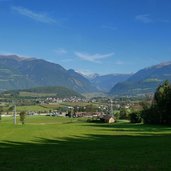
[13,101,98,112]
[0,116,171,171]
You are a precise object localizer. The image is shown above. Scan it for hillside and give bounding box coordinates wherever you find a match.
[0,55,97,93]
[110,61,171,96]
[1,86,83,98]
[90,74,132,92]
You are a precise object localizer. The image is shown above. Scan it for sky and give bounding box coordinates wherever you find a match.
[0,0,171,75]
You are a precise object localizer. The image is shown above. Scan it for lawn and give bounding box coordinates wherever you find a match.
[12,101,96,112]
[0,116,171,171]
[16,105,51,112]
[19,91,55,97]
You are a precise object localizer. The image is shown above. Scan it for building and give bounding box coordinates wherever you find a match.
[101,115,115,123]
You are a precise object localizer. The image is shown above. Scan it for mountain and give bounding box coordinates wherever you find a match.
[81,73,100,80]
[0,55,97,93]
[89,74,132,92]
[110,61,171,96]
[2,86,83,98]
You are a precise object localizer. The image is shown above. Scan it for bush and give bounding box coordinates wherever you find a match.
[119,108,130,119]
[129,112,142,123]
[19,111,26,125]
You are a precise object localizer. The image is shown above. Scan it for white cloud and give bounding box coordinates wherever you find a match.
[12,6,56,24]
[0,51,33,58]
[135,14,170,24]
[54,48,67,55]
[114,60,125,65]
[135,14,153,23]
[74,52,114,63]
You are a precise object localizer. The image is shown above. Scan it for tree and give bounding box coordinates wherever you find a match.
[153,80,171,124]
[129,112,142,123]
[0,106,3,122]
[119,108,129,119]
[8,106,14,112]
[85,104,95,112]
[142,80,171,124]
[19,111,26,125]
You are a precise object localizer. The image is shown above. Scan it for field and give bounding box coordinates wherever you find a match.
[19,91,55,97]
[13,101,100,112]
[16,105,51,112]
[0,116,171,171]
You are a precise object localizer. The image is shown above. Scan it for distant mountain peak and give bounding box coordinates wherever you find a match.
[77,72,100,79]
[146,61,171,70]
[67,69,75,73]
[154,61,171,68]
[0,54,35,61]
[110,61,171,96]
[0,54,98,93]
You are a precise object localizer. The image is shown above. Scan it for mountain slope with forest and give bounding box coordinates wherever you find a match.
[110,62,171,96]
[2,86,83,98]
[0,55,97,93]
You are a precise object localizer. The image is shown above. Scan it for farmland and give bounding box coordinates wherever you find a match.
[0,116,171,171]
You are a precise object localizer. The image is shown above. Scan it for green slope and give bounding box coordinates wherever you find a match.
[2,86,84,98]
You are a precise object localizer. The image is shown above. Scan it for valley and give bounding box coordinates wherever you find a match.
[1,1,171,170]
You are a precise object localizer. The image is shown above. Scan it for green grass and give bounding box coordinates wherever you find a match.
[0,116,171,171]
[19,91,55,97]
[16,105,50,112]
[144,78,161,83]
[1,101,100,114]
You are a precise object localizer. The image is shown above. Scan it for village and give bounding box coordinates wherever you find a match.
[22,95,144,124]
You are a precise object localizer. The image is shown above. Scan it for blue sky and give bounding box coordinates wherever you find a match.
[0,0,171,75]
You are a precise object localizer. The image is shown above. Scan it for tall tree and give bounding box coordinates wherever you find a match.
[153,80,171,124]
[142,80,171,124]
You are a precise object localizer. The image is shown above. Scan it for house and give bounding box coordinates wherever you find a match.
[101,115,115,123]
[75,112,103,118]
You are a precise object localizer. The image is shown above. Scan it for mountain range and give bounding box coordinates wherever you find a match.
[110,61,171,96]
[0,55,171,96]
[88,74,132,92]
[0,55,97,93]
[2,86,83,98]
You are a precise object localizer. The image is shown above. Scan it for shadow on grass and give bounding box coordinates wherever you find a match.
[86,121,171,133]
[0,132,171,171]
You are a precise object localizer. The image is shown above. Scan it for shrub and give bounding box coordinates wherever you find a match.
[119,108,129,119]
[129,112,142,123]
[19,111,26,125]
